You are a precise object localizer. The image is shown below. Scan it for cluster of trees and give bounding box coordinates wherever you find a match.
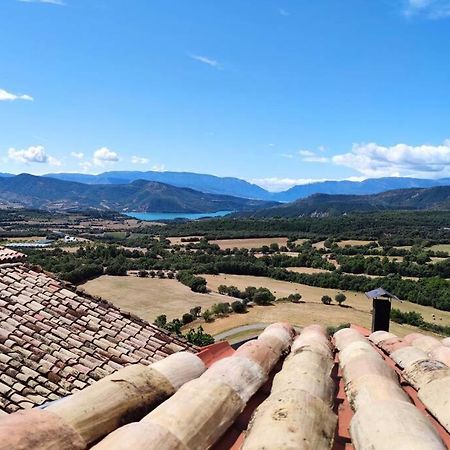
[143,211,450,245]
[390,308,450,336]
[337,254,450,278]
[153,309,214,346]
[137,269,175,279]
[176,271,208,293]
[24,246,139,283]
[217,285,276,305]
[321,293,347,306]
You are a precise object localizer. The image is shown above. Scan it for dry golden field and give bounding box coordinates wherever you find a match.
[80,275,227,321]
[209,237,288,250]
[80,273,450,341]
[200,273,450,337]
[199,303,432,340]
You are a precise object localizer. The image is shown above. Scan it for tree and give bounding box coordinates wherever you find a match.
[202,309,214,323]
[335,293,347,306]
[253,288,275,305]
[321,295,332,305]
[191,276,208,293]
[231,300,247,313]
[167,271,175,279]
[157,270,165,279]
[149,270,156,278]
[185,326,214,346]
[138,270,148,278]
[154,314,167,328]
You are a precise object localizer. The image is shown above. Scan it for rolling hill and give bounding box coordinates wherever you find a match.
[239,186,450,217]
[0,174,277,212]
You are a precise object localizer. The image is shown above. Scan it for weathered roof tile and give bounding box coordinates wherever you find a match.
[0,263,195,413]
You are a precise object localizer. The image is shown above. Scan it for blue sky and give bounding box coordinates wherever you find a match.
[1,0,450,191]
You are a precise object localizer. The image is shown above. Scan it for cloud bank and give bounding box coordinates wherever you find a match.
[0,89,33,102]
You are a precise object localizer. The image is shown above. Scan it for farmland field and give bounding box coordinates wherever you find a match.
[210,237,288,250]
[200,273,450,335]
[200,303,432,341]
[80,275,227,321]
[429,244,450,253]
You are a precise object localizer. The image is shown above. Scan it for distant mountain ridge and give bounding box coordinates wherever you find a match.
[0,174,276,212]
[3,171,450,201]
[44,171,269,200]
[44,171,450,201]
[239,186,450,217]
[275,177,450,201]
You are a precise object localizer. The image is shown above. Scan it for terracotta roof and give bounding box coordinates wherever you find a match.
[0,247,25,264]
[0,263,194,414]
[0,322,450,449]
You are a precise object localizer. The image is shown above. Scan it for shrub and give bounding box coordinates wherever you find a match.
[231,300,247,313]
[138,270,148,278]
[288,293,302,303]
[212,302,231,316]
[190,306,202,317]
[321,295,332,305]
[326,323,351,336]
[202,309,214,323]
[182,313,195,325]
[165,319,182,335]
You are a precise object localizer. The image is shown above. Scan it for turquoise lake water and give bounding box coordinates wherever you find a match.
[124,211,233,221]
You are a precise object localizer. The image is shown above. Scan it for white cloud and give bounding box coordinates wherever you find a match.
[70,152,84,159]
[0,89,33,102]
[152,164,166,172]
[188,53,220,68]
[332,139,450,177]
[299,149,330,163]
[8,145,60,166]
[404,0,450,18]
[93,147,119,165]
[18,0,65,5]
[131,155,149,164]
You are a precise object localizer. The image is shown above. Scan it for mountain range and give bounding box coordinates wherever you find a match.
[2,171,450,202]
[240,186,450,217]
[0,174,275,212]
